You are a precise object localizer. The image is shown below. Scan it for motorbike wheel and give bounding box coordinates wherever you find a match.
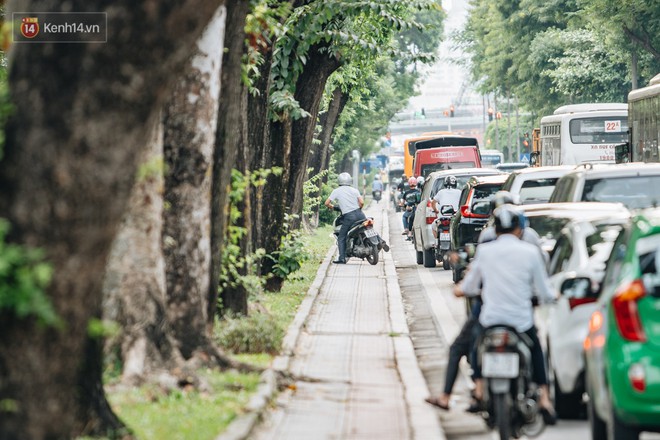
[493,393,512,440]
[366,245,379,265]
[442,257,451,270]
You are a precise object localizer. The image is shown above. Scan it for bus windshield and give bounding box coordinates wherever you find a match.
[569,117,628,144]
[481,154,503,167]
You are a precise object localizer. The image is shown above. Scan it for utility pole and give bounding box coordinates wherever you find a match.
[494,94,500,152]
[507,90,512,162]
[515,96,521,162]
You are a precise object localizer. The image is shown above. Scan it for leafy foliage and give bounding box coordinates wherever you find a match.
[215,311,283,354]
[0,219,59,326]
[267,213,310,280]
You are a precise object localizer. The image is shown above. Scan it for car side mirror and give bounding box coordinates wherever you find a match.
[440,205,455,216]
[560,277,592,297]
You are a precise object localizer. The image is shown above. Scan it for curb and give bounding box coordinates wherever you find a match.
[381,207,447,440]
[215,242,336,440]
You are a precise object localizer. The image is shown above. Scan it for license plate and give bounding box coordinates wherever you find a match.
[364,229,377,238]
[482,352,519,378]
[439,233,450,241]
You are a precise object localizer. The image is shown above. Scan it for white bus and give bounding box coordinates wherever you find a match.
[627,73,660,163]
[540,103,628,166]
[479,149,504,168]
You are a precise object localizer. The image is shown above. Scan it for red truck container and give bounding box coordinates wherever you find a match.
[414,146,482,178]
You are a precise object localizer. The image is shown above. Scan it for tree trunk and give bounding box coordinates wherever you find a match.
[103,122,184,386]
[163,6,225,359]
[308,87,349,225]
[210,0,250,319]
[0,0,223,437]
[286,46,341,228]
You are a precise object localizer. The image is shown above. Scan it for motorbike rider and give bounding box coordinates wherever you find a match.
[400,177,420,239]
[453,205,557,425]
[324,172,366,264]
[431,175,461,215]
[372,174,384,200]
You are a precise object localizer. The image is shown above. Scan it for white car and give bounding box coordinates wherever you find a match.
[411,168,501,267]
[500,165,574,205]
[538,206,631,418]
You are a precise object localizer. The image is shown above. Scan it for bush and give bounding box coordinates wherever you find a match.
[215,312,283,355]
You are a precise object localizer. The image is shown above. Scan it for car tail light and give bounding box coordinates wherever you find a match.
[425,201,437,224]
[568,297,597,310]
[612,279,647,342]
[460,204,489,219]
[628,363,646,392]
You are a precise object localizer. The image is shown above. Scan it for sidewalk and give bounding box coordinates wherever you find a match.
[244,200,445,440]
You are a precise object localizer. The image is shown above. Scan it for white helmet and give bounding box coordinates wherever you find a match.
[338,172,352,186]
[416,176,425,186]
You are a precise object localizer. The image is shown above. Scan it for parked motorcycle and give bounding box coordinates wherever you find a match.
[434,205,455,270]
[478,325,546,440]
[333,208,389,265]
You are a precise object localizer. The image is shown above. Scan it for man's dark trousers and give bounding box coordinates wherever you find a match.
[338,209,366,261]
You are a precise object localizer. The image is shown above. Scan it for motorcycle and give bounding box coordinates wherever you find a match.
[333,207,389,265]
[477,325,546,440]
[434,205,455,270]
[372,189,382,203]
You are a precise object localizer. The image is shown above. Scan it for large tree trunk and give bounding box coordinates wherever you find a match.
[286,46,341,228]
[103,121,186,387]
[307,87,350,225]
[163,6,225,359]
[210,0,250,318]
[0,0,222,438]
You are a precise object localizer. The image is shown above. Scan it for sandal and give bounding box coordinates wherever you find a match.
[539,406,557,426]
[425,396,450,410]
[466,397,484,413]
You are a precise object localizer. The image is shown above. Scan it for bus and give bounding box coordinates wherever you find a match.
[404,133,479,177]
[479,149,504,168]
[626,73,660,163]
[539,103,628,166]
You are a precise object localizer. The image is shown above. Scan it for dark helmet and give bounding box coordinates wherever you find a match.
[444,175,457,189]
[493,205,526,234]
[490,190,516,211]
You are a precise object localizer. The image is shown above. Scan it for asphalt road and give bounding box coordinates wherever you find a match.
[386,205,660,440]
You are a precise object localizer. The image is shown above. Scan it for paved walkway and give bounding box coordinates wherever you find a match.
[251,200,445,440]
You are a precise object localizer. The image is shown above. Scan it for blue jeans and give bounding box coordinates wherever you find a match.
[338,209,366,261]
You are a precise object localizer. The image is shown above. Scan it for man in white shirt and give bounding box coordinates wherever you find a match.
[454,205,557,424]
[325,172,365,264]
[432,175,462,214]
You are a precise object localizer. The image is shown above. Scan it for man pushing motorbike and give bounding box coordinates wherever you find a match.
[324,172,366,264]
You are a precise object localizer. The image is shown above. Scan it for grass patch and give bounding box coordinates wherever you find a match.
[104,225,334,439]
[107,370,260,440]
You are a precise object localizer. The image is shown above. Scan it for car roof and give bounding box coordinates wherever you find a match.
[426,167,502,180]
[518,202,630,221]
[509,165,575,177]
[562,162,660,179]
[468,174,509,185]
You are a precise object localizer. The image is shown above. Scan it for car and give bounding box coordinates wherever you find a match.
[541,207,630,419]
[578,208,660,440]
[495,162,529,172]
[411,168,502,267]
[549,162,660,209]
[500,165,574,205]
[449,174,508,254]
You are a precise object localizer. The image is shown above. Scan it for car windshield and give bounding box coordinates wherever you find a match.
[527,216,571,242]
[431,174,489,196]
[586,224,624,266]
[518,178,559,204]
[470,183,503,215]
[581,175,660,209]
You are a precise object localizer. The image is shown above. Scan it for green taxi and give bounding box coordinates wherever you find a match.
[573,208,660,440]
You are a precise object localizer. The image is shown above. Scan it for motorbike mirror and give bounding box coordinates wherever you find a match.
[440,205,455,216]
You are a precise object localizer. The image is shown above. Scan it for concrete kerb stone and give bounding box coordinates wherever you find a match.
[215,241,336,440]
[382,210,447,440]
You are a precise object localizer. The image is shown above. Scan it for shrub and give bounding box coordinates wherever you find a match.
[215,312,283,355]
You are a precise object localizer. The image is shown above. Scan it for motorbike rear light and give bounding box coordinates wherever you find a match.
[485,330,510,348]
[363,219,374,227]
[612,279,647,342]
[628,363,646,393]
[441,219,451,227]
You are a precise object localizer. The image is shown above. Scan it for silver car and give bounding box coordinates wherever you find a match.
[411,168,502,267]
